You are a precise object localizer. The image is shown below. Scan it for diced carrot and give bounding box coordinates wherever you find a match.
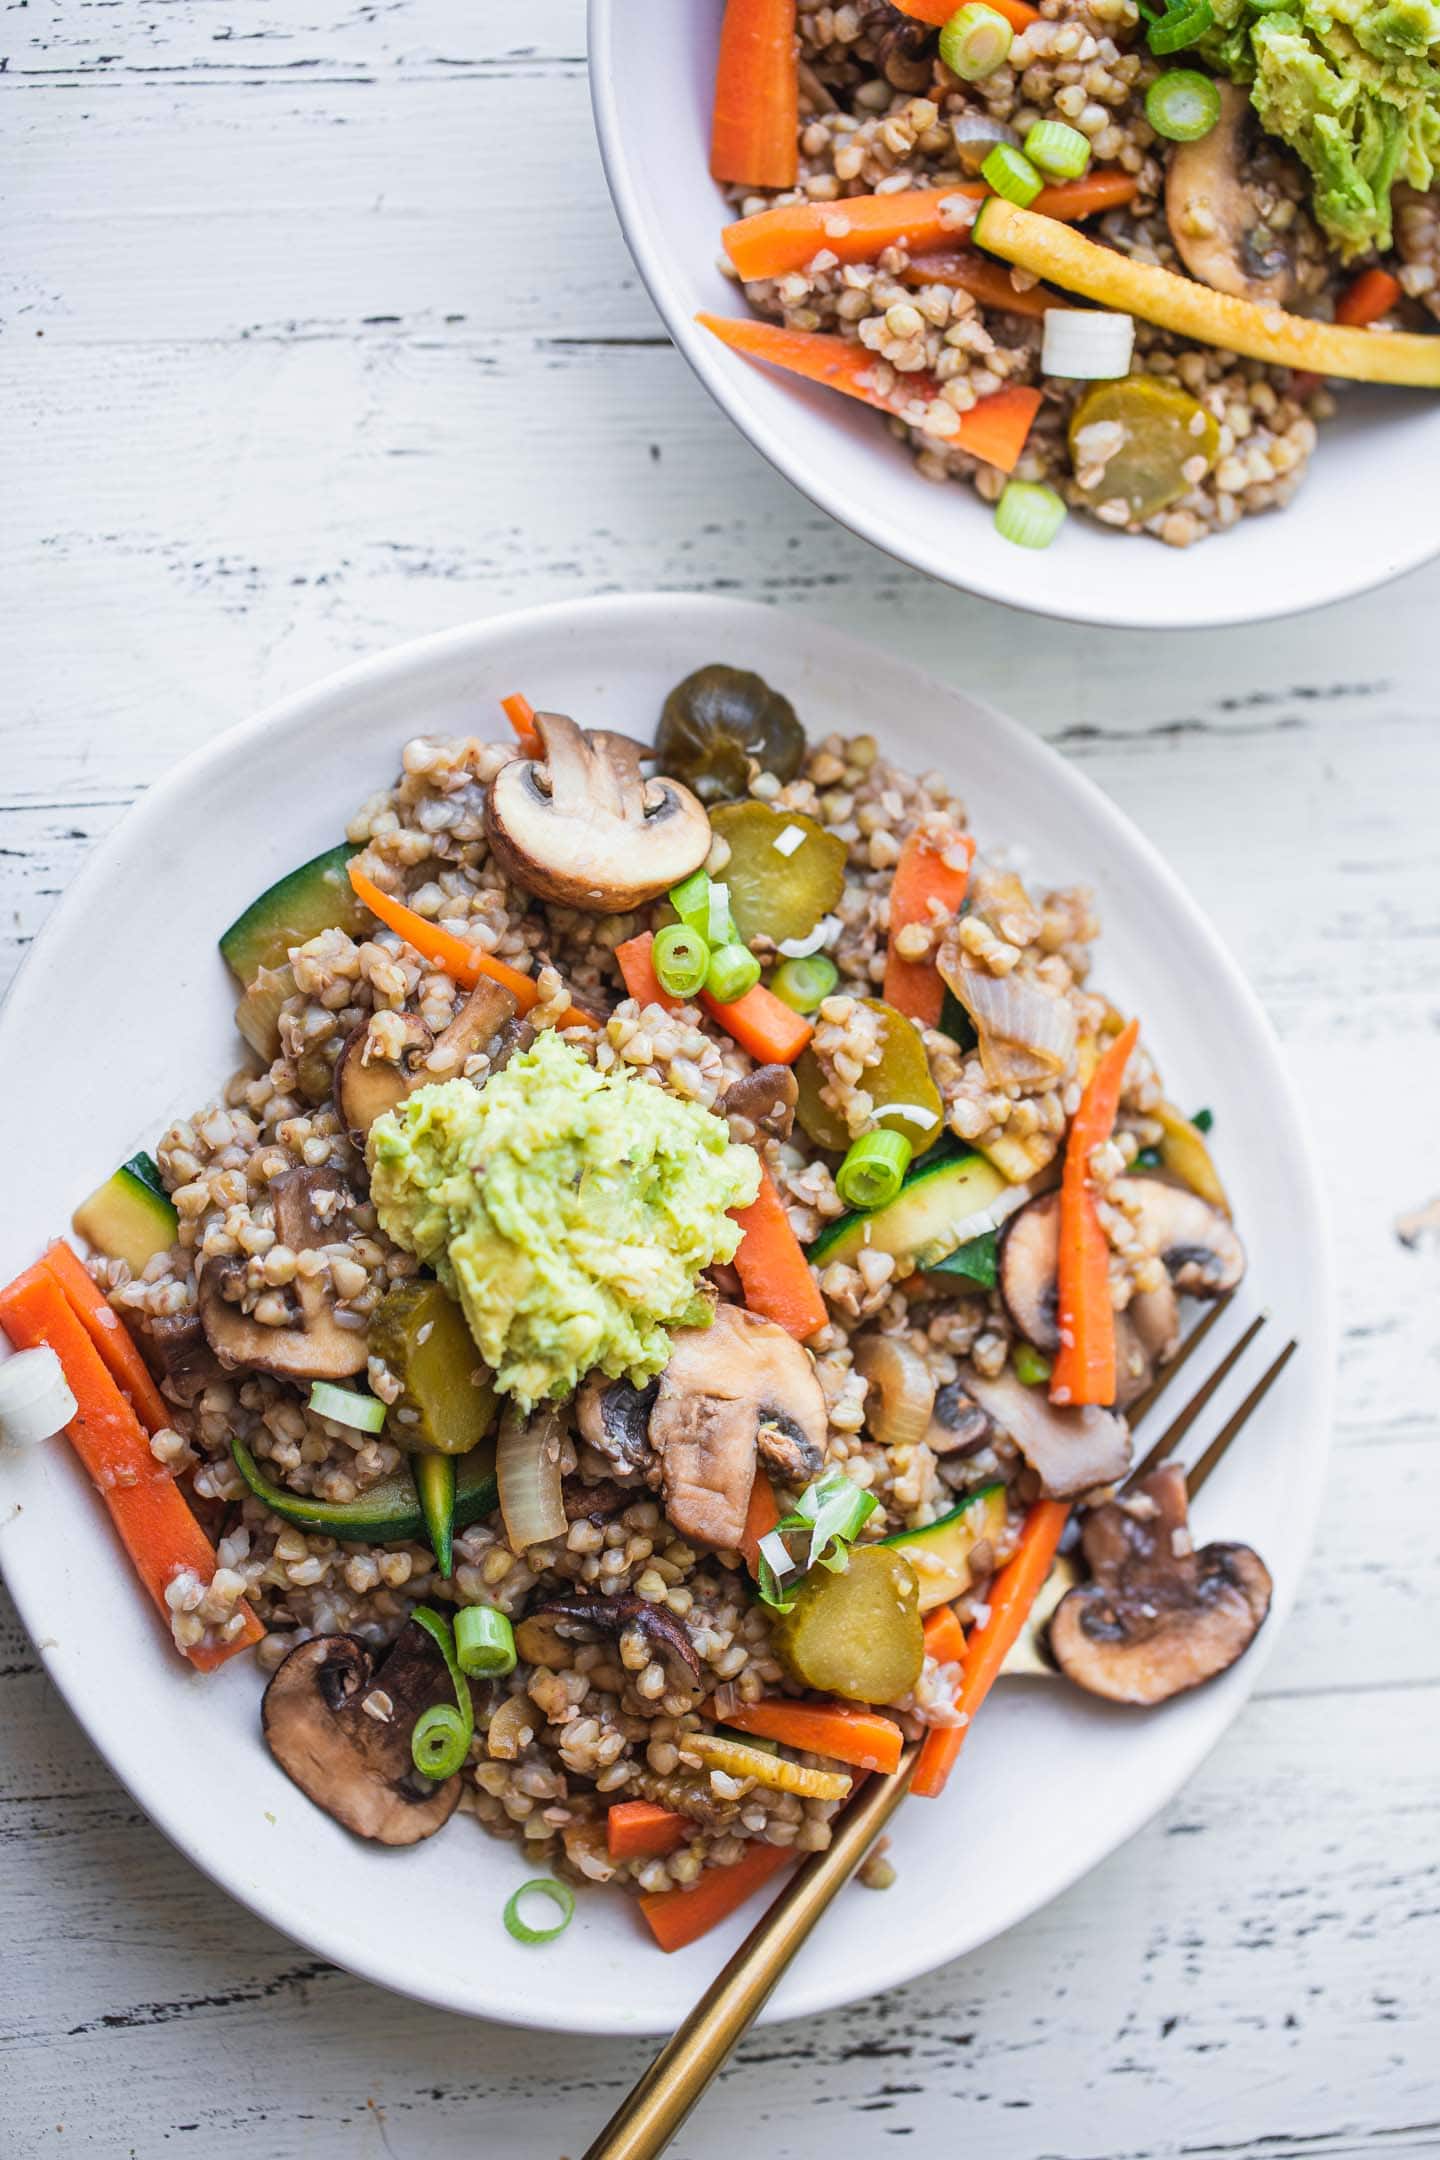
[700,979,813,1065]
[882,828,975,1027]
[1049,1018,1138,1409]
[608,1800,690,1862]
[348,860,595,1031]
[1335,267,1403,328]
[922,1602,966,1667]
[710,0,799,192]
[904,251,1070,319]
[500,692,539,746]
[40,1239,170,1436]
[640,1838,793,1952]
[0,1265,264,1672]
[731,1165,828,1341]
[912,1498,1069,1798]
[716,1699,905,1774]
[698,316,1042,476]
[740,1468,780,1577]
[892,0,1040,31]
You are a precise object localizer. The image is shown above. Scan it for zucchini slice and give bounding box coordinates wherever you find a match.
[219,843,366,987]
[72,1153,178,1274]
[881,1482,1007,1613]
[231,1433,498,1546]
[809,1148,1010,1270]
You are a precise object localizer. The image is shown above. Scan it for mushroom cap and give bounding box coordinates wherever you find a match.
[197,1166,368,1381]
[484,710,711,912]
[965,1365,1131,1499]
[261,1623,463,1844]
[575,1372,660,1478]
[722,1063,799,1144]
[1113,1177,1246,1298]
[1165,83,1306,307]
[524,1591,703,1700]
[924,1378,994,1458]
[334,979,518,1145]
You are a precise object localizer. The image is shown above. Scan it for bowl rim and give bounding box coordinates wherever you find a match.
[587,0,1440,631]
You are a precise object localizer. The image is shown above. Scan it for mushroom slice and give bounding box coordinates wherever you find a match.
[1113,1177,1246,1298]
[139,1310,224,1406]
[1166,82,1305,306]
[1049,1463,1272,1705]
[723,1063,799,1144]
[998,1190,1062,1352]
[525,1592,703,1701]
[335,979,518,1144]
[261,1622,463,1844]
[197,1166,368,1380]
[575,1373,660,1480]
[924,1379,993,1458]
[964,1366,1131,1499]
[484,709,711,912]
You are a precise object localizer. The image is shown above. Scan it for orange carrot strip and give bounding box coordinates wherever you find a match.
[700,979,813,1065]
[911,1498,1069,1798]
[698,315,1042,475]
[732,1165,828,1341]
[500,692,539,745]
[892,0,1041,31]
[640,1837,794,1952]
[608,1800,691,1862]
[710,0,799,192]
[882,828,975,1027]
[904,251,1071,319]
[740,1468,780,1577]
[721,174,1134,282]
[1049,1017,1138,1409]
[717,1699,904,1774]
[922,1602,966,1667]
[0,1265,264,1671]
[40,1239,171,1436]
[348,860,595,1031]
[1335,267,1403,327]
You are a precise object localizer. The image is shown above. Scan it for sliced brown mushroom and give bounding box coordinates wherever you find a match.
[924,1378,994,1458]
[1113,1176,1245,1297]
[964,1366,1131,1499]
[997,1190,1063,1352]
[261,1621,463,1844]
[523,1592,703,1701]
[575,1373,660,1480]
[561,1473,632,1525]
[723,1063,799,1144]
[484,710,711,912]
[654,1303,826,1545]
[139,1310,225,1406]
[1049,1463,1272,1705]
[197,1167,368,1380]
[335,978,519,1144]
[1166,83,1305,306]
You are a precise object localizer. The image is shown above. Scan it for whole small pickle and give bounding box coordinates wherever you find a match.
[771,1545,924,1704]
[368,1280,498,1456]
[655,664,806,806]
[795,997,944,1154]
[1068,376,1221,524]
[709,800,847,947]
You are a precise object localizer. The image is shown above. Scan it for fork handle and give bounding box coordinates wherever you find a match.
[582,1744,920,2160]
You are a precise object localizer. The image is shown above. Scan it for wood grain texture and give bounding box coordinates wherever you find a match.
[2,2,1437,2155]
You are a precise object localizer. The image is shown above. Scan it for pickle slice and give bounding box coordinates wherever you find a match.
[709,801,847,948]
[795,997,944,1154]
[368,1280,499,1458]
[1068,376,1220,524]
[770,1545,924,1704]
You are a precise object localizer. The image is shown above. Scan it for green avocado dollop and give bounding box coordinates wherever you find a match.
[367,1030,761,1412]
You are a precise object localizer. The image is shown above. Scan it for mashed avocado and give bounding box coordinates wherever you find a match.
[367,1031,761,1410]
[1206,0,1440,255]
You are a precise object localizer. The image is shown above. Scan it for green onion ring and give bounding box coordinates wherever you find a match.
[409,1606,474,1779]
[504,1877,576,1945]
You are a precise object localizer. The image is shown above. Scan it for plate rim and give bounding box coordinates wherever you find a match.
[0,590,1336,2031]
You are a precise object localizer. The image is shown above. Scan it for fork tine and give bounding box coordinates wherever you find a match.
[1185,1338,1297,1499]
[1125,1290,1237,1431]
[1123,1310,1268,1490]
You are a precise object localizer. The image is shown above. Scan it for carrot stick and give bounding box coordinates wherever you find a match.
[1049,1017,1138,1409]
[1335,266,1403,327]
[700,979,813,1065]
[882,828,975,1027]
[721,174,1136,281]
[0,1265,264,1672]
[922,1601,966,1666]
[347,860,595,1031]
[698,316,1042,475]
[892,0,1040,31]
[500,693,539,746]
[732,1165,828,1341]
[711,0,798,191]
[640,1837,794,1952]
[904,251,1070,319]
[739,1468,780,1576]
[40,1239,171,1435]
[615,930,677,1012]
[716,1698,904,1774]
[608,1800,690,1862]
[911,1497,1069,1798]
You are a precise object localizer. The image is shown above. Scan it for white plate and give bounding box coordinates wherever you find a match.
[589,0,1440,630]
[0,593,1333,2032]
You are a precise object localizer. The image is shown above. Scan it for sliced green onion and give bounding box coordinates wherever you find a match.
[504,1877,575,1945]
[939,3,1013,80]
[756,1469,880,1612]
[981,143,1043,208]
[455,1604,517,1677]
[1013,1343,1054,1387]
[926,1228,999,1287]
[1192,1105,1214,1133]
[308,1381,387,1433]
[705,942,762,1005]
[408,1605,474,1778]
[836,1128,913,1212]
[1023,120,1091,178]
[1140,0,1214,55]
[770,953,839,1014]
[1144,68,1221,140]
[995,479,1068,550]
[668,868,711,937]
[653,921,711,999]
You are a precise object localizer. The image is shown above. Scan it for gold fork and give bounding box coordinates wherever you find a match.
[582,1306,1298,2160]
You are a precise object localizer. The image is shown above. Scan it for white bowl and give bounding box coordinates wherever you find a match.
[589,2,1440,630]
[0,594,1333,2031]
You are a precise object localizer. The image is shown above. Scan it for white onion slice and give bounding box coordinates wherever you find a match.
[776,915,839,959]
[945,961,1077,1090]
[0,1348,77,1449]
[1041,308,1136,380]
[498,1403,567,1554]
[772,825,807,859]
[707,880,733,946]
[947,1183,1033,1247]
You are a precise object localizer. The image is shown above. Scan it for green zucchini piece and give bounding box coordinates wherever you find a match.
[809,1148,1009,1270]
[72,1154,179,1274]
[881,1482,1007,1613]
[219,843,365,987]
[414,1452,457,1580]
[230,1432,498,1545]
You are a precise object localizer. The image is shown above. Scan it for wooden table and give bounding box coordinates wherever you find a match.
[3,4,1437,2154]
